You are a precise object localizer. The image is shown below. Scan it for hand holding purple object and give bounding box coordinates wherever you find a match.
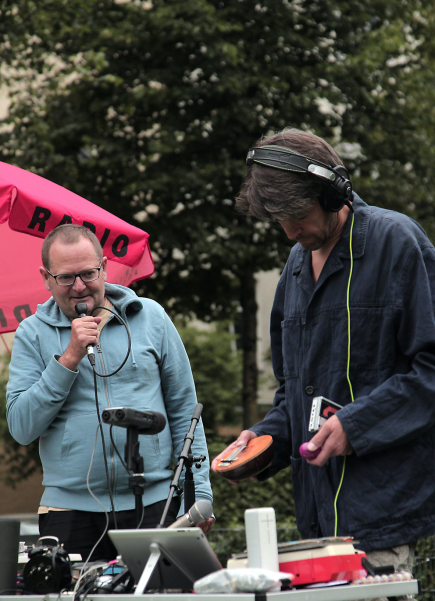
[299,442,321,460]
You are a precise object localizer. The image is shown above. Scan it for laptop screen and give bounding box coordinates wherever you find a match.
[108,527,222,591]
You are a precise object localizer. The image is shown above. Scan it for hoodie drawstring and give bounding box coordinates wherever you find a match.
[55,327,63,356]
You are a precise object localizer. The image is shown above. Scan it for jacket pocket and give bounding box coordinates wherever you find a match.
[343,437,435,533]
[281,318,301,379]
[329,307,396,376]
[59,413,100,481]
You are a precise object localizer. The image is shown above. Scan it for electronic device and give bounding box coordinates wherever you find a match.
[227,537,367,587]
[23,537,72,594]
[72,562,134,596]
[309,396,343,433]
[245,508,279,571]
[101,407,166,435]
[246,145,353,212]
[108,528,222,591]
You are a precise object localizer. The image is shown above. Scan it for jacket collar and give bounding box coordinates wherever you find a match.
[292,193,370,276]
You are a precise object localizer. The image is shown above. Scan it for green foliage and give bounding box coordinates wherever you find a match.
[176,321,242,434]
[415,537,435,601]
[3,0,435,317]
[0,359,41,487]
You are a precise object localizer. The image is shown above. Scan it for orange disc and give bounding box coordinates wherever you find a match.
[216,435,274,480]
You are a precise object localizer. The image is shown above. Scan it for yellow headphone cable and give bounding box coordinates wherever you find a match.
[333,209,355,536]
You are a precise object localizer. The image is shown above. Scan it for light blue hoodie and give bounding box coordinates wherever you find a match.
[6,283,212,515]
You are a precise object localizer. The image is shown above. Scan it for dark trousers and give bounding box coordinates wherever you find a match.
[38,497,180,562]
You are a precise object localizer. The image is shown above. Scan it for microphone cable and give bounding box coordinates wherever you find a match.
[70,425,111,601]
[88,305,131,377]
[92,370,117,530]
[77,304,132,531]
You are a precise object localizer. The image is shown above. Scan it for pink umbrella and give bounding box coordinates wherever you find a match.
[0,161,154,334]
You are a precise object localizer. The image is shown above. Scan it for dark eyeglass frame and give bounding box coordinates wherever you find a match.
[45,263,102,286]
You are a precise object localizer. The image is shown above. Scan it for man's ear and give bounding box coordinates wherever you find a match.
[102,257,108,281]
[39,266,51,292]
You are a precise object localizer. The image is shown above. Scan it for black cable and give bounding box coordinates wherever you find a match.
[89,305,131,377]
[93,371,118,531]
[136,502,146,530]
[84,304,132,530]
[76,304,132,540]
[52,547,60,592]
[109,426,128,473]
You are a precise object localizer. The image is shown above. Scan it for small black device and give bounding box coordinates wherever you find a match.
[309,396,343,433]
[73,562,134,596]
[101,407,166,435]
[246,145,353,212]
[23,537,72,594]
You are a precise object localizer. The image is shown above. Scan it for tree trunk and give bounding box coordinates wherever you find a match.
[240,264,258,429]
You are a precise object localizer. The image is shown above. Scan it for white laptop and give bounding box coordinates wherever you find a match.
[108,527,222,591]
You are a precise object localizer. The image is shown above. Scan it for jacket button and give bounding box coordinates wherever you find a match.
[305,386,314,395]
[310,522,318,532]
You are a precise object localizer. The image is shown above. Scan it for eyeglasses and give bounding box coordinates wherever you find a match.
[46,263,102,286]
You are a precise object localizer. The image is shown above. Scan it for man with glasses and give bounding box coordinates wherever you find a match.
[6,224,214,561]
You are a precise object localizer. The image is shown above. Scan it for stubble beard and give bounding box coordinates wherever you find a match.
[298,212,341,251]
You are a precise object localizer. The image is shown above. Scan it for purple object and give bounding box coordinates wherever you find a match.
[300,442,321,460]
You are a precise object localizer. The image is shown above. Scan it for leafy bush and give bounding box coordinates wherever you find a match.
[176,321,242,435]
[0,359,42,486]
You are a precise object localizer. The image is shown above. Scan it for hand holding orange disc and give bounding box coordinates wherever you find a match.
[215,435,274,481]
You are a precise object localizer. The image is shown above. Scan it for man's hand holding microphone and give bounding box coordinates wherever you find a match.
[57,302,102,371]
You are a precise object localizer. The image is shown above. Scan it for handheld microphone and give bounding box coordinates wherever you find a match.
[167,500,213,529]
[101,407,166,435]
[75,302,96,364]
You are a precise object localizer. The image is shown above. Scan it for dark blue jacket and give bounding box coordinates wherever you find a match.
[252,195,435,551]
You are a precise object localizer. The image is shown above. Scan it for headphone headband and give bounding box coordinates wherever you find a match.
[246,144,353,212]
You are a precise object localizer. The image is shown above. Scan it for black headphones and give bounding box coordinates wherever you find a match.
[246,145,353,213]
[23,537,72,594]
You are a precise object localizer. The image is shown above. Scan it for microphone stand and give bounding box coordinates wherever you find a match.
[124,426,146,527]
[158,404,206,527]
[183,453,197,511]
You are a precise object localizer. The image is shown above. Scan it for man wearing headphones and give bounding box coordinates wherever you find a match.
[212,128,435,575]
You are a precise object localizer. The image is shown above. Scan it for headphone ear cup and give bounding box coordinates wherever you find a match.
[319,165,352,212]
[319,185,345,213]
